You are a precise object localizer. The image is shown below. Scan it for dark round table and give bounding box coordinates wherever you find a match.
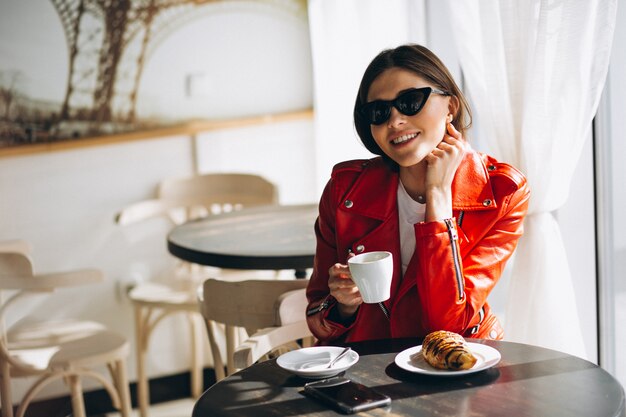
[167,204,317,277]
[192,338,625,417]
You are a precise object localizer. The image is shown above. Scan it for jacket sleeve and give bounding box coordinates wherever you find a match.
[305,177,358,343]
[412,178,530,334]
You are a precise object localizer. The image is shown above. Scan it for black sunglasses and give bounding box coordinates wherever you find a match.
[360,87,449,125]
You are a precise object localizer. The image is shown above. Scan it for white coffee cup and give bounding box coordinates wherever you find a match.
[347,251,393,303]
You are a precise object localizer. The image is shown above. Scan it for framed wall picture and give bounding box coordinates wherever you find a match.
[0,0,312,154]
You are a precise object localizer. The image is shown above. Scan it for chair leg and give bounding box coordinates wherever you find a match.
[68,375,86,417]
[204,320,225,381]
[302,336,315,348]
[114,359,132,417]
[0,361,14,417]
[189,313,204,398]
[225,325,237,376]
[134,305,150,417]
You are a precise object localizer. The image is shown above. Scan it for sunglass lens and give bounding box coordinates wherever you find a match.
[363,102,391,125]
[397,90,426,116]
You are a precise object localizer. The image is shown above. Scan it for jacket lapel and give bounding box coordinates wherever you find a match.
[339,160,398,221]
[452,150,496,211]
[337,160,404,307]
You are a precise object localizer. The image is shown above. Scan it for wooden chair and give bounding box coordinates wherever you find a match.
[199,278,313,379]
[115,173,278,417]
[0,241,131,417]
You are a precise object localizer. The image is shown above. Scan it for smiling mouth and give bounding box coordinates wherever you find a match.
[391,132,418,145]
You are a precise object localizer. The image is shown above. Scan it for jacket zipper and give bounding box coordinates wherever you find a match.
[444,218,464,300]
[378,302,390,320]
[306,295,333,316]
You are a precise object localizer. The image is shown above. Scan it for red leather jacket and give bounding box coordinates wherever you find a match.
[306,148,530,344]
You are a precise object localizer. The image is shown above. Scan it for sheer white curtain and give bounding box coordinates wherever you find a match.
[446,0,617,358]
[307,0,426,194]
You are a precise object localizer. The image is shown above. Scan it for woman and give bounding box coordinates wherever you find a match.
[306,44,530,344]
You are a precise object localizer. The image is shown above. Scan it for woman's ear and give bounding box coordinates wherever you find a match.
[448,95,460,122]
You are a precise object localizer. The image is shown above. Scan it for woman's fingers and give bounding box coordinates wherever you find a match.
[423,123,467,192]
[331,280,357,290]
[429,141,457,158]
[436,140,464,158]
[328,262,362,306]
[447,121,462,139]
[328,263,350,279]
[433,125,466,158]
[445,124,467,152]
[335,288,363,307]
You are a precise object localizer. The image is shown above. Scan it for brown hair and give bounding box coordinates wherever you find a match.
[353,44,472,168]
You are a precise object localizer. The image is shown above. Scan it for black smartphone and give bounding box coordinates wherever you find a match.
[303,376,391,414]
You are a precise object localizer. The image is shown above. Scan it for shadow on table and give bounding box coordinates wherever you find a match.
[381,362,500,399]
[381,354,598,401]
[195,361,343,416]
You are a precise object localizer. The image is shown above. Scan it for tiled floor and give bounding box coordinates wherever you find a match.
[103,398,196,417]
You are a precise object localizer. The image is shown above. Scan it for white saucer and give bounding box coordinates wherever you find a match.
[276,346,359,379]
[394,342,501,376]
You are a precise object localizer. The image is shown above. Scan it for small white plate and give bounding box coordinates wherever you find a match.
[394,342,501,376]
[276,346,359,379]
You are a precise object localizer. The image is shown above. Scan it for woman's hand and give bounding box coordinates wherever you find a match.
[424,123,467,221]
[328,257,362,319]
[425,122,466,192]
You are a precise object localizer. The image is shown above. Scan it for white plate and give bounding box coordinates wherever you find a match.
[394,342,501,376]
[276,346,359,379]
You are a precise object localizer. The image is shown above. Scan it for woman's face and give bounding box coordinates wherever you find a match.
[367,68,452,168]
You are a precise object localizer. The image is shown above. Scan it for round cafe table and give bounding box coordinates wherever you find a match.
[192,338,625,417]
[167,203,317,277]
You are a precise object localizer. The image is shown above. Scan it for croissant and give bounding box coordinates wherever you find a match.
[422,330,477,371]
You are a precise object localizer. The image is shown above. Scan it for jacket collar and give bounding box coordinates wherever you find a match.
[340,148,496,220]
[339,159,397,221]
[451,149,496,211]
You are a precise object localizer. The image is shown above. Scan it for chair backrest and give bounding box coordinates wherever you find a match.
[0,250,103,368]
[0,240,31,256]
[200,278,311,377]
[0,241,33,291]
[158,173,278,209]
[202,278,308,332]
[0,253,33,281]
[276,288,309,326]
[116,173,278,226]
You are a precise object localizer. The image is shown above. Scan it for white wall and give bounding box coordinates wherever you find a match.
[195,119,316,204]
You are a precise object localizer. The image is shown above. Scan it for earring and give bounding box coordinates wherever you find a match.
[447,115,453,123]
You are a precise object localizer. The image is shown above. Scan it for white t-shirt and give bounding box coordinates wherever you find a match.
[397,180,426,275]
